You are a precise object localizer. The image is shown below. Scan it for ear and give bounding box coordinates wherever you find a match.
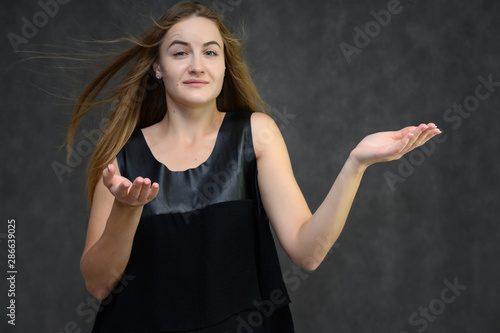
[152,60,159,71]
[152,60,162,79]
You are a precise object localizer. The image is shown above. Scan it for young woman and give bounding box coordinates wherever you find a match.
[67,1,441,332]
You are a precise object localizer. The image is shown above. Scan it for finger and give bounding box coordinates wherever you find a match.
[114,180,132,201]
[427,123,442,136]
[417,127,442,149]
[412,124,431,147]
[392,126,416,140]
[394,125,422,147]
[404,124,429,151]
[397,124,423,153]
[392,133,412,155]
[413,123,442,147]
[421,123,439,141]
[148,182,160,201]
[127,177,145,200]
[137,178,152,202]
[421,123,442,135]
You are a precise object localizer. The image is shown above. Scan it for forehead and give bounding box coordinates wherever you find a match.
[163,16,223,46]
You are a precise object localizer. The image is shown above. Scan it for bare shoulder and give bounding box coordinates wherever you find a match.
[250,111,276,129]
[250,112,282,159]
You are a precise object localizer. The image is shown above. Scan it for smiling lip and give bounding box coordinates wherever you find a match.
[183,79,209,87]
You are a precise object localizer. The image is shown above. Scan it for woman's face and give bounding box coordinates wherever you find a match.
[155,16,225,110]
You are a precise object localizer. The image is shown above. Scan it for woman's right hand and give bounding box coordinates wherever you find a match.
[102,163,160,207]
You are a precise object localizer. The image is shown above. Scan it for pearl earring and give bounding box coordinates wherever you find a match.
[156,72,161,79]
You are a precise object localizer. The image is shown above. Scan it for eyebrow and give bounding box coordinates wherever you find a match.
[168,40,221,49]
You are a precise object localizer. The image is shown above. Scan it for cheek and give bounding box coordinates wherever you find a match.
[212,63,226,81]
[162,69,182,88]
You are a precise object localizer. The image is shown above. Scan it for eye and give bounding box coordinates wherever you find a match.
[173,51,188,57]
[205,50,217,56]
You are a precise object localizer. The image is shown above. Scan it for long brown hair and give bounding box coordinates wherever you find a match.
[66,1,267,204]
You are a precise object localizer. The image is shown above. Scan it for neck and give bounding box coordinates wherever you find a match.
[159,100,222,143]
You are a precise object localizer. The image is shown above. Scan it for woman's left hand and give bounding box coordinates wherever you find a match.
[350,123,441,168]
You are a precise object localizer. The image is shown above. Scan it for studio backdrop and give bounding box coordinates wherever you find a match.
[1,0,499,332]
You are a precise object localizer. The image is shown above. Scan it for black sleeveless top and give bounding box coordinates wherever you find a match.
[91,111,294,332]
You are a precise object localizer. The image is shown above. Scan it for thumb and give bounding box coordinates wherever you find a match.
[395,132,414,155]
[102,164,115,189]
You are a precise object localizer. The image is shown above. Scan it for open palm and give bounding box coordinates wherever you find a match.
[102,164,160,207]
[350,123,441,167]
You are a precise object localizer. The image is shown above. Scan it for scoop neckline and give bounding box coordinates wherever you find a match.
[138,112,228,173]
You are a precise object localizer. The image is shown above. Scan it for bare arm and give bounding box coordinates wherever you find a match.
[80,160,159,299]
[251,112,440,271]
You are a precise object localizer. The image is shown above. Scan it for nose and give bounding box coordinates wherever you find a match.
[188,54,204,75]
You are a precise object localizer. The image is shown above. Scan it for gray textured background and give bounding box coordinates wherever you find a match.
[1,0,499,332]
